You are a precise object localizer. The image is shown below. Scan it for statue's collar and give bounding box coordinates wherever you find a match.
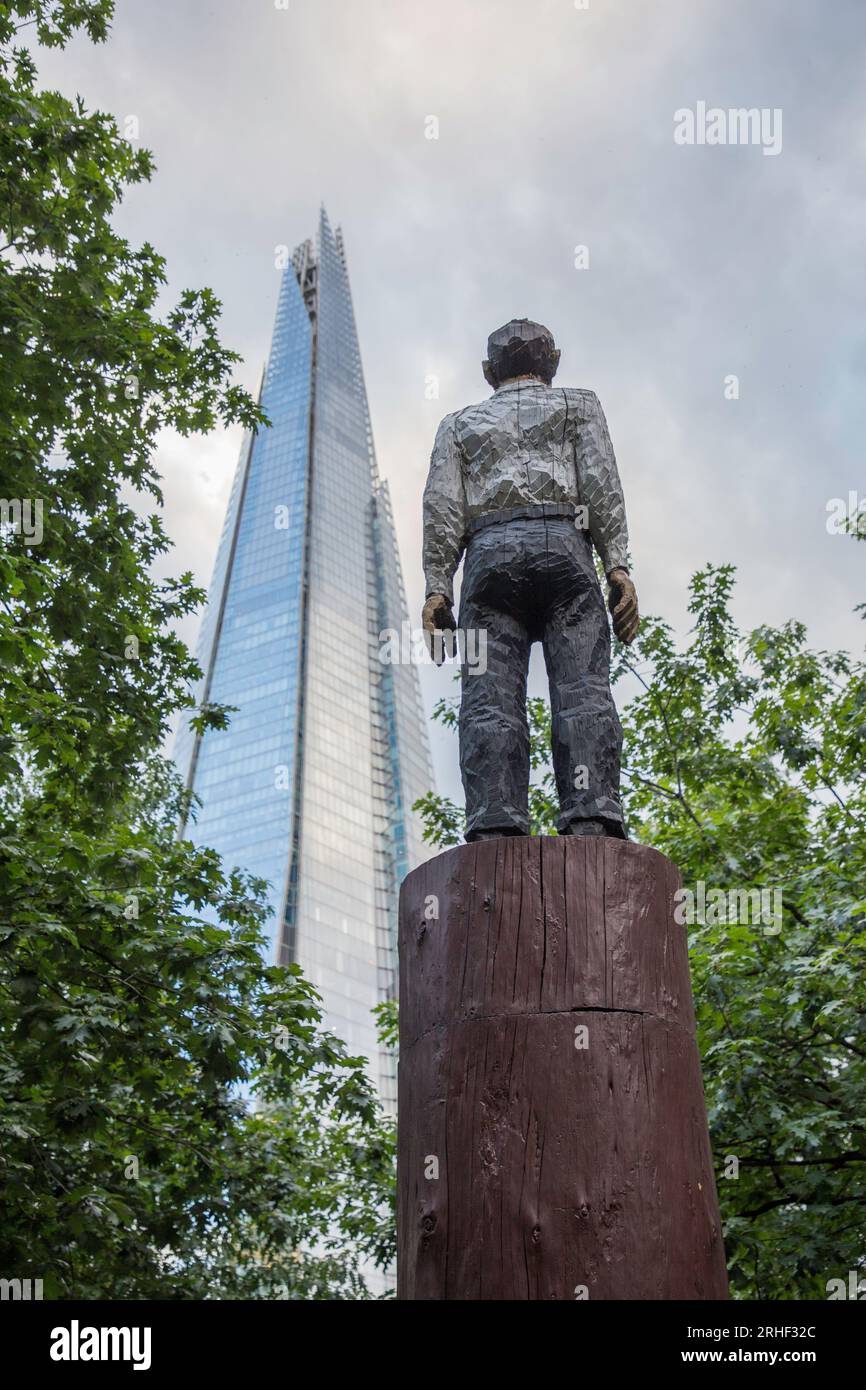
[494,376,550,392]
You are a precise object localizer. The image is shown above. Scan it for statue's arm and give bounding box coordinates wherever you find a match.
[574,391,639,643]
[573,390,629,577]
[422,411,466,607]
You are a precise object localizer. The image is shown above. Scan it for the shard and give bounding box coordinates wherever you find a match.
[175,208,433,1102]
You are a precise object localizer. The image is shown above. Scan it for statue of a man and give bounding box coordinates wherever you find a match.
[422,319,639,842]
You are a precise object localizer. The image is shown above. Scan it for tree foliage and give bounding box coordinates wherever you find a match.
[0,0,394,1299]
[417,560,866,1299]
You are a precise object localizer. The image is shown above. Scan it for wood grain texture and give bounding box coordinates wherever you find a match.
[397,836,728,1301]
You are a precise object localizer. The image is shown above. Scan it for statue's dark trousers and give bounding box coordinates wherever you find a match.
[458,517,625,840]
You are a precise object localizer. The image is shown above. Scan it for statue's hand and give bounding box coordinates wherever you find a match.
[422,593,456,665]
[607,569,639,645]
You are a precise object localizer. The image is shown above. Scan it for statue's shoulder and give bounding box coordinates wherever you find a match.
[439,396,491,440]
[454,395,491,421]
[431,407,465,446]
[560,385,601,417]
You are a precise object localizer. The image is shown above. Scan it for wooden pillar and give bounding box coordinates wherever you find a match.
[397,835,728,1301]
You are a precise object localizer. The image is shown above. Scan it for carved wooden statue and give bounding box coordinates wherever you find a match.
[422,319,638,841]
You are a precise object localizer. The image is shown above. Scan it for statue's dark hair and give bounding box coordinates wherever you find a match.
[485,319,559,386]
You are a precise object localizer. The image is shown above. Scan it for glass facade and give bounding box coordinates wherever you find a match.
[175,209,432,1101]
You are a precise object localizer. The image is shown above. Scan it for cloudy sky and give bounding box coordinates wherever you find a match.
[38,0,866,803]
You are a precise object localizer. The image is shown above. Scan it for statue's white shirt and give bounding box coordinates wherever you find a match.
[423,381,629,603]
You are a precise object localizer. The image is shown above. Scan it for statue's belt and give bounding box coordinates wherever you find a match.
[465,503,578,538]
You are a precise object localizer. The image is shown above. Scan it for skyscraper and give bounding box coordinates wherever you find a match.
[174,208,433,1102]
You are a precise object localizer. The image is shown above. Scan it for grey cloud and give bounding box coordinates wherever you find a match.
[38,0,866,803]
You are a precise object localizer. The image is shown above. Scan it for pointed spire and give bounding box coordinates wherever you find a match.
[318,202,333,248]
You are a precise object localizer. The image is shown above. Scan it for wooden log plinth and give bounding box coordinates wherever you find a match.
[397,836,728,1301]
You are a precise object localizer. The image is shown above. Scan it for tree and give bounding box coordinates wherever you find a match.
[416,560,866,1299]
[0,0,394,1298]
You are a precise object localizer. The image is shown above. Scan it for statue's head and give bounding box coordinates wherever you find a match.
[483,318,561,389]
